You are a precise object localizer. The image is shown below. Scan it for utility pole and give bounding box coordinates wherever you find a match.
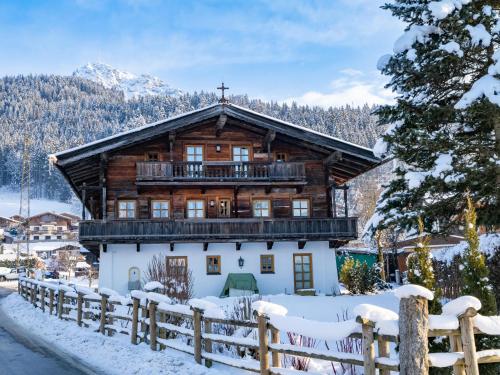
[16,121,31,269]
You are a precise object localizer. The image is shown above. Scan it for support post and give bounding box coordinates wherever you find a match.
[81,183,86,220]
[356,317,375,375]
[149,301,158,351]
[399,295,429,375]
[40,287,46,312]
[257,313,270,375]
[332,184,337,218]
[49,289,55,315]
[204,318,213,368]
[271,326,280,368]
[76,292,83,327]
[459,308,479,375]
[131,297,139,345]
[343,185,348,217]
[99,293,108,335]
[57,290,65,319]
[193,308,202,364]
[377,336,390,375]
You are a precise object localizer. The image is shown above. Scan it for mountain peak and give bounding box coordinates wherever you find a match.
[73,62,182,99]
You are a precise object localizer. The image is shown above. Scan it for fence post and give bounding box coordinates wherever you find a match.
[204,318,213,368]
[99,293,108,335]
[149,301,158,351]
[131,297,139,345]
[271,326,280,368]
[449,333,465,375]
[141,299,149,342]
[192,308,203,364]
[33,284,38,308]
[459,307,479,375]
[377,336,390,375]
[57,290,65,319]
[76,292,84,327]
[257,313,270,375]
[356,317,375,375]
[399,295,429,375]
[40,286,46,312]
[49,289,55,315]
[158,311,166,350]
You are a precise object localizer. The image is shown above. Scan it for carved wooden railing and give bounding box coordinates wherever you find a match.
[79,217,358,243]
[136,161,306,182]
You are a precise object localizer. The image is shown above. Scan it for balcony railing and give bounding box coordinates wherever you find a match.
[136,161,306,182]
[79,218,357,244]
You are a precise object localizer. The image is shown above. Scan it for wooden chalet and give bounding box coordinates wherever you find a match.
[52,101,381,296]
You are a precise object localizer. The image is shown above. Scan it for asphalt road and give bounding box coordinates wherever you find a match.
[0,286,96,375]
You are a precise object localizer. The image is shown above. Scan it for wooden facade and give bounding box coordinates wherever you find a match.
[52,103,381,252]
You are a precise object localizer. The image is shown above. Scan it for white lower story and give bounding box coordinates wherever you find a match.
[98,241,340,297]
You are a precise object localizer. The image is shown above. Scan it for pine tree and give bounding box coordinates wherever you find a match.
[461,195,497,314]
[366,1,500,237]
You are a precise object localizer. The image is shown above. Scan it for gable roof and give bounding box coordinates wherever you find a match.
[28,211,73,223]
[51,103,379,165]
[51,103,382,202]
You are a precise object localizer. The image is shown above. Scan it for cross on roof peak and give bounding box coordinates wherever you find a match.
[217,82,229,103]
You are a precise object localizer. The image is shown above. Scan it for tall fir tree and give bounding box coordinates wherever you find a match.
[366,0,500,237]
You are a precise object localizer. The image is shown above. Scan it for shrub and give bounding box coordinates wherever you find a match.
[339,257,377,295]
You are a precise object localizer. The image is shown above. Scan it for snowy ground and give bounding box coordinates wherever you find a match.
[1,288,400,374]
[0,293,246,375]
[0,189,76,217]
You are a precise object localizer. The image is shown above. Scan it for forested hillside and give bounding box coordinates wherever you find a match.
[0,75,382,203]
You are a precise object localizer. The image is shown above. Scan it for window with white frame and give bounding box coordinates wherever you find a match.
[118,200,136,218]
[152,200,169,218]
[187,200,204,218]
[253,200,270,217]
[292,199,309,217]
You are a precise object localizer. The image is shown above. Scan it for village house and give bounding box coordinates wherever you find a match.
[27,212,77,241]
[51,100,381,296]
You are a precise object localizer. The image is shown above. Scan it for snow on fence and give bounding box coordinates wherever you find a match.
[18,278,500,375]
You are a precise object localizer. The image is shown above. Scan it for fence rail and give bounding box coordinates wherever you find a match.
[18,278,500,375]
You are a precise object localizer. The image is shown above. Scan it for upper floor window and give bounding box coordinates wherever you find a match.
[152,200,169,218]
[33,226,40,231]
[233,146,249,162]
[57,226,63,231]
[206,255,221,275]
[187,200,204,218]
[293,199,309,217]
[275,152,287,162]
[218,199,231,218]
[186,146,203,162]
[118,200,136,219]
[253,199,270,218]
[146,152,159,162]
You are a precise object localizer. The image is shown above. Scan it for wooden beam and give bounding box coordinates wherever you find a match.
[267,241,274,250]
[215,114,227,137]
[298,241,306,250]
[323,151,342,166]
[203,242,208,251]
[263,129,276,146]
[136,243,141,252]
[236,242,242,251]
[169,131,176,162]
[170,243,174,252]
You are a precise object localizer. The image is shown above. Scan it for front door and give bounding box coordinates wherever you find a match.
[293,253,313,291]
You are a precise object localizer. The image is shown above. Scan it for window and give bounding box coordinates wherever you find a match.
[118,200,136,219]
[293,199,309,217]
[187,200,204,218]
[45,235,51,240]
[146,152,159,161]
[253,200,270,217]
[152,200,169,218]
[293,253,313,291]
[57,236,62,240]
[186,146,203,177]
[260,254,275,274]
[218,199,231,218]
[206,255,221,275]
[275,152,287,162]
[233,146,249,176]
[57,226,63,231]
[166,256,188,278]
[34,226,40,231]
[33,235,39,240]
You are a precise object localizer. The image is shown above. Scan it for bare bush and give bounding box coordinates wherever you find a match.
[283,333,318,371]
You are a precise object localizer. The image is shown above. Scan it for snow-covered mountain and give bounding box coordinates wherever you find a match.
[73,62,182,99]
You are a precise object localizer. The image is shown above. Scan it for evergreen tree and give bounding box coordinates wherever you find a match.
[461,195,497,314]
[366,1,500,237]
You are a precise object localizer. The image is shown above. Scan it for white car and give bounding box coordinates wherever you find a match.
[0,267,20,281]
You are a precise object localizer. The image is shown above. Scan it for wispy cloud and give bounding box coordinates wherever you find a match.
[284,70,394,108]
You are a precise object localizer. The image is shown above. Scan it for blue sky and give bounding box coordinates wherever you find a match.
[0,0,403,107]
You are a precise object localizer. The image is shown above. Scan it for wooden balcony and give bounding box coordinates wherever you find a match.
[136,161,307,186]
[79,217,358,245]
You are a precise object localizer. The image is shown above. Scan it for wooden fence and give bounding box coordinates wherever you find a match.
[18,278,500,375]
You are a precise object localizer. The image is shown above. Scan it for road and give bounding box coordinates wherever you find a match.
[0,286,98,375]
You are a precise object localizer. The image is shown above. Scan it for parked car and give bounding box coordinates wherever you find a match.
[0,267,21,281]
[44,271,59,279]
